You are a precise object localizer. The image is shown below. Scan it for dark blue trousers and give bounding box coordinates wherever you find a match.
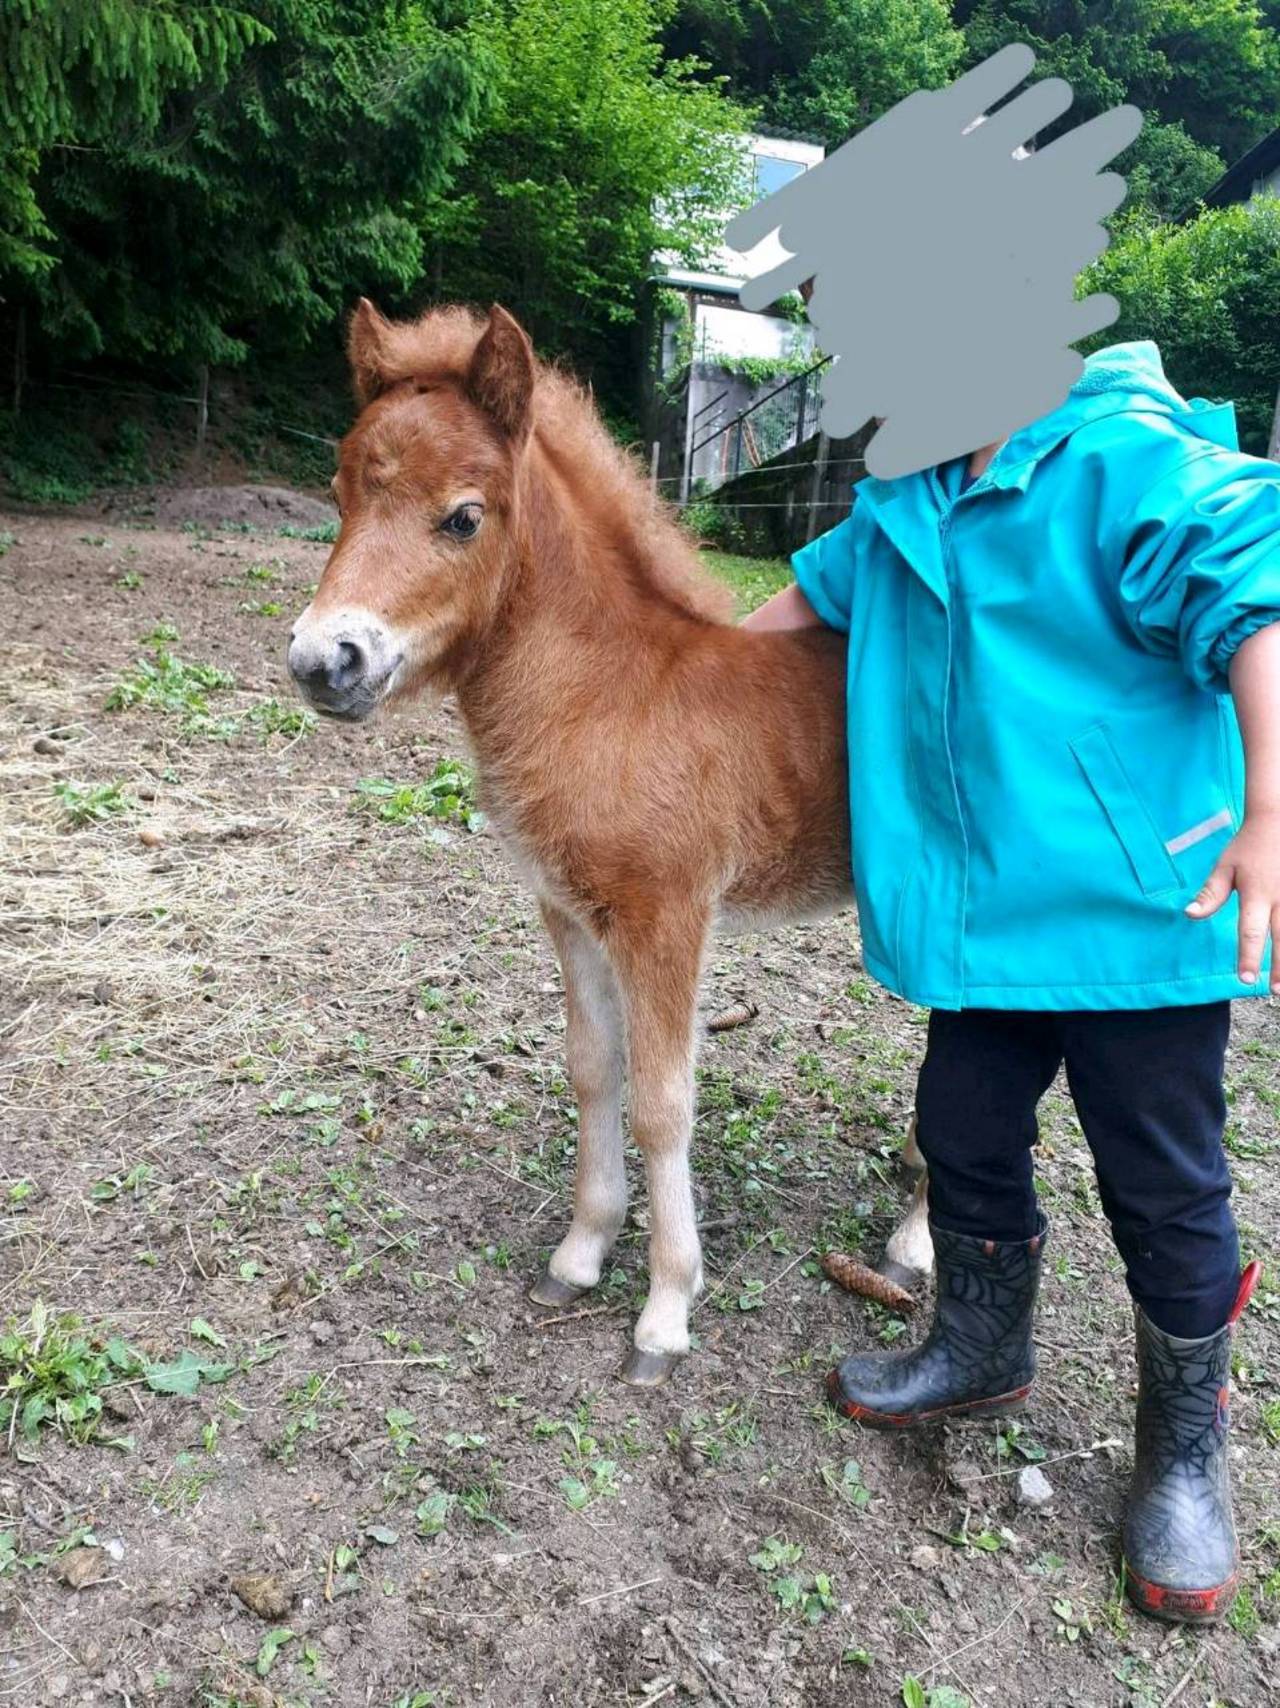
[913,1003,1238,1340]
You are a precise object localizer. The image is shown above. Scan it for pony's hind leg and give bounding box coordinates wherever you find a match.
[530,904,627,1306]
[609,910,708,1386]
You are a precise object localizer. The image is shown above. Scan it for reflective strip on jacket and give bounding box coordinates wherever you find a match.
[791,341,1280,1010]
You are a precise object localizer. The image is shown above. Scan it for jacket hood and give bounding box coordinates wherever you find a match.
[995,341,1239,478]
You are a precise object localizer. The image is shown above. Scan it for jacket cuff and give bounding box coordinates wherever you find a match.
[1207,609,1280,688]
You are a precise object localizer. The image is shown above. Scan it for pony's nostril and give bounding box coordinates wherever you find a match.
[330,639,366,691]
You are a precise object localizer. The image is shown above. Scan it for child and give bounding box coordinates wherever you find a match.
[743,341,1280,1623]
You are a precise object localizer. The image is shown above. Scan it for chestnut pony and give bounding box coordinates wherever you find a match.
[288,300,930,1385]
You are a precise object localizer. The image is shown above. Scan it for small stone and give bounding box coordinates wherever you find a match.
[59,1546,106,1588]
[309,1319,336,1345]
[1016,1466,1055,1509]
[231,1573,294,1620]
[139,828,165,848]
[909,1544,941,1571]
[33,736,59,754]
[321,1624,351,1655]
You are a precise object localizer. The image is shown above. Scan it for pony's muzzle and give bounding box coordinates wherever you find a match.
[287,609,402,720]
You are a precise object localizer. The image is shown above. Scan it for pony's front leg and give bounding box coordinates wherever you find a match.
[611,912,708,1387]
[529,903,627,1306]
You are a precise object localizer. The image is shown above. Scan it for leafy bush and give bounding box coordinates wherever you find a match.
[1081,199,1280,454]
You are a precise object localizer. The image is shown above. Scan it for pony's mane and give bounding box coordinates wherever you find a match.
[372,306,734,627]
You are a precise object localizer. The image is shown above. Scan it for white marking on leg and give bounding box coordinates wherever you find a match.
[902,1110,925,1173]
[884,1171,934,1279]
[543,909,627,1290]
[632,1075,703,1355]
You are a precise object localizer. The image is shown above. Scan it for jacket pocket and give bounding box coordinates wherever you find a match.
[1069,724,1183,899]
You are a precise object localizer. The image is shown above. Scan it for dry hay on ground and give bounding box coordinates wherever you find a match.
[2,505,1279,1707]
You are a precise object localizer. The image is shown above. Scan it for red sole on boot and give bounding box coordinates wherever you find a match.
[1123,1559,1240,1625]
[824,1366,1032,1428]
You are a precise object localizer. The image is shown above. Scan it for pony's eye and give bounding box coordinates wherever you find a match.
[443,503,483,540]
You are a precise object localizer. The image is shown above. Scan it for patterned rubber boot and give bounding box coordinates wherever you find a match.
[825,1216,1048,1428]
[1122,1262,1261,1624]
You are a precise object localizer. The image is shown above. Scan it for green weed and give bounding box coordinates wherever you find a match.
[749,1535,835,1624]
[354,762,485,834]
[53,779,135,827]
[279,519,339,542]
[0,1304,132,1443]
[106,649,236,717]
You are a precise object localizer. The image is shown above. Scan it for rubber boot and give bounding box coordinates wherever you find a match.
[826,1215,1048,1427]
[1122,1261,1261,1624]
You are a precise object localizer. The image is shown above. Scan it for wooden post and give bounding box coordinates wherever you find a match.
[1268,380,1280,462]
[679,292,697,505]
[649,439,660,494]
[12,306,26,418]
[195,362,209,460]
[805,430,830,544]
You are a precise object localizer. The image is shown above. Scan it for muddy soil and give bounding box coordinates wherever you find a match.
[2,502,1278,1708]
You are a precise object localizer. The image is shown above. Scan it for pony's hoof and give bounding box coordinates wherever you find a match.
[620,1347,681,1387]
[528,1270,589,1308]
[878,1258,928,1293]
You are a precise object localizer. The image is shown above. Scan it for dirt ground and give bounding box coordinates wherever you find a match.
[2,492,1279,1708]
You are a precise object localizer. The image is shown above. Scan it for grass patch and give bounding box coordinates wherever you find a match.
[279,520,339,543]
[104,648,311,743]
[700,549,793,617]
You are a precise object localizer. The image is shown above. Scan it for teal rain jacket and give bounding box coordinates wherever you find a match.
[792,342,1280,1011]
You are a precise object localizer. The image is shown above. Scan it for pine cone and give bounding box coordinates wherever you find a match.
[821,1251,917,1313]
[705,1001,759,1034]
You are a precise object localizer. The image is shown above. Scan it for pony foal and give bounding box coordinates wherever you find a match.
[288,300,920,1384]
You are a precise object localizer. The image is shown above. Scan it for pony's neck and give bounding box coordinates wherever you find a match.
[453,390,729,736]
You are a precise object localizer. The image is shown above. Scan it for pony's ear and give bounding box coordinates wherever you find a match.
[466,305,534,443]
[348,298,394,406]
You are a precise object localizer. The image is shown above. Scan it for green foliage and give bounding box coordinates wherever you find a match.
[958,0,1280,218]
[427,0,747,395]
[767,0,965,144]
[1080,198,1280,453]
[665,0,963,144]
[16,2,488,372]
[0,400,164,503]
[0,0,266,277]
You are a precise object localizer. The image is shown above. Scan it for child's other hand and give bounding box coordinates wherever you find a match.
[1186,810,1280,993]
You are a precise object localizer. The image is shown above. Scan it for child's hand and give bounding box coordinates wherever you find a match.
[1186,810,1280,992]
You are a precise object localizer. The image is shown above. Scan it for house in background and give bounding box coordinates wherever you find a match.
[641,133,825,499]
[1202,126,1280,208]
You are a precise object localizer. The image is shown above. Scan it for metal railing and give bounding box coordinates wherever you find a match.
[682,354,830,499]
